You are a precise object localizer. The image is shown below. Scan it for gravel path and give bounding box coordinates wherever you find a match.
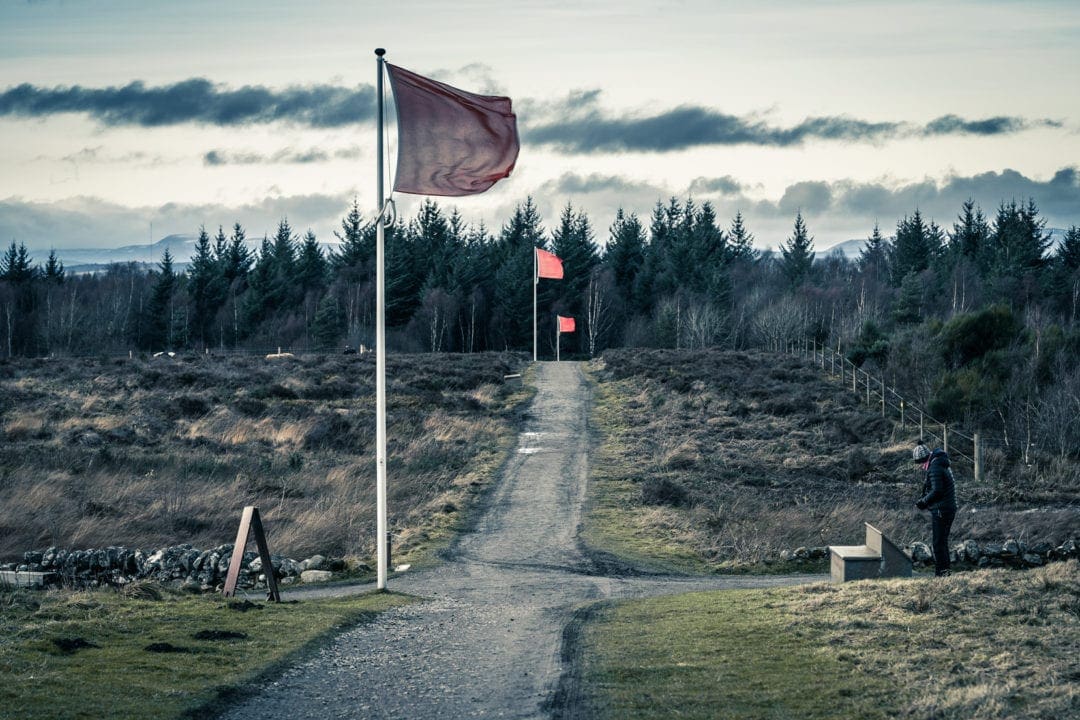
[219,362,823,719]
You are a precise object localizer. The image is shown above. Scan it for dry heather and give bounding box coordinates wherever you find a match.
[588,348,1080,569]
[0,352,529,564]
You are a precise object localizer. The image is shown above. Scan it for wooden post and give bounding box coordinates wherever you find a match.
[865,372,871,406]
[852,365,857,394]
[919,410,924,441]
[222,506,281,602]
[880,377,886,416]
[974,432,981,482]
[900,399,905,428]
[943,422,949,453]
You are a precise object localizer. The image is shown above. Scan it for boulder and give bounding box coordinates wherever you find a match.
[302,554,328,571]
[300,570,333,584]
[910,542,933,564]
[1001,538,1022,558]
[959,539,981,564]
[1022,553,1045,567]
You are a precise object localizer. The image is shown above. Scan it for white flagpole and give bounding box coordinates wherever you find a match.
[374,48,388,591]
[533,248,537,362]
[556,321,560,362]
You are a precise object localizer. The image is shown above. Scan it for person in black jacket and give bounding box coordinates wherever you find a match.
[913,444,958,576]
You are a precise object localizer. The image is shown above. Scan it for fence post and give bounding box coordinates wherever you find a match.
[865,372,871,406]
[900,399,905,428]
[943,422,948,453]
[880,376,885,416]
[974,432,981,483]
[852,364,857,394]
[840,356,845,385]
[830,348,835,375]
[919,410,924,441]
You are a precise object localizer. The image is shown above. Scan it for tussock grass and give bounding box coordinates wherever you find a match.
[0,352,530,568]
[586,349,1080,571]
[577,560,1080,719]
[0,583,412,719]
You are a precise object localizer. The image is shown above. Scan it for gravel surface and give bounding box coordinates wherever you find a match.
[218,362,823,719]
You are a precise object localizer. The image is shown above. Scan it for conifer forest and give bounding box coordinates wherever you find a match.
[2,194,1080,458]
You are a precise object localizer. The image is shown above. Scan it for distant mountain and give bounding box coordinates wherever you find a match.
[43,234,341,275]
[820,228,1070,260]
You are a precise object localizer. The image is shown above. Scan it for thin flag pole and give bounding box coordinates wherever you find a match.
[556,319,561,362]
[374,47,388,591]
[533,248,538,362]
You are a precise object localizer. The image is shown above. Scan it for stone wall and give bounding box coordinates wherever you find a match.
[781,537,1079,569]
[0,544,356,591]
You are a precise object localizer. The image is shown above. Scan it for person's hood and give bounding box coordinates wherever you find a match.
[929,448,950,467]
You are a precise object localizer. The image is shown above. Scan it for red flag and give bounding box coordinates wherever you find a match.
[386,63,519,197]
[558,316,576,333]
[536,248,564,280]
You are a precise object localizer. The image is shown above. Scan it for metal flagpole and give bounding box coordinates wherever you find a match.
[533,248,538,362]
[374,47,388,591]
[556,320,560,362]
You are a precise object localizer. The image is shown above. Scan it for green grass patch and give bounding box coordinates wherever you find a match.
[576,560,1080,719]
[0,584,413,720]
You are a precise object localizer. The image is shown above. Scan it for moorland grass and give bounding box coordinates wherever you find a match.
[0,583,412,720]
[584,349,1080,572]
[577,560,1080,720]
[0,352,531,568]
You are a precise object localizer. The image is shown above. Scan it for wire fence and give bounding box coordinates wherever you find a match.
[762,336,988,481]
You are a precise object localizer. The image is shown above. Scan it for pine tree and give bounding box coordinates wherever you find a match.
[779,211,815,288]
[1,241,35,283]
[331,198,372,271]
[222,223,252,284]
[728,211,757,263]
[311,293,345,350]
[890,209,939,285]
[858,222,889,280]
[492,198,545,349]
[296,230,328,296]
[143,248,177,350]
[551,202,599,325]
[188,226,222,347]
[948,198,989,266]
[43,249,64,284]
[605,208,646,312]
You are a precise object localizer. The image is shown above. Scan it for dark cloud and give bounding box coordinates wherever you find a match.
[524,93,1063,153]
[203,146,362,166]
[923,114,1062,136]
[688,175,746,195]
[0,79,375,127]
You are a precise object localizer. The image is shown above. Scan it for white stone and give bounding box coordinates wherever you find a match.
[300,569,333,583]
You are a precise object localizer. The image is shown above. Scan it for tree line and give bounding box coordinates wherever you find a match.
[3,193,1079,455]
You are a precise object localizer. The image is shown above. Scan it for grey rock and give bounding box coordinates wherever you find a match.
[1022,553,1044,567]
[301,570,333,584]
[302,554,328,571]
[959,539,980,563]
[793,546,809,560]
[910,542,933,564]
[1001,538,1022,558]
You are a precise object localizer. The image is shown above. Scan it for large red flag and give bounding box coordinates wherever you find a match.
[536,248,564,280]
[386,63,519,197]
[558,316,576,333]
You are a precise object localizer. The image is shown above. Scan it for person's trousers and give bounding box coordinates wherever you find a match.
[931,509,956,576]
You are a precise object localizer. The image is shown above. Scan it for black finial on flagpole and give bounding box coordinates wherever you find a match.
[375,48,386,57]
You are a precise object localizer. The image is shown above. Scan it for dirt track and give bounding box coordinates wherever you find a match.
[218,362,822,719]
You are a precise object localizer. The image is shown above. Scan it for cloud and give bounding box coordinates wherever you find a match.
[0,79,376,127]
[3,79,1061,152]
[523,92,1063,153]
[688,175,747,195]
[203,146,362,165]
[0,192,357,251]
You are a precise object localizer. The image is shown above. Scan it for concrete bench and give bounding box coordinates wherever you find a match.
[0,570,57,588]
[830,523,912,583]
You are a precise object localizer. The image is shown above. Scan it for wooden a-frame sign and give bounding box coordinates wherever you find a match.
[222,506,281,602]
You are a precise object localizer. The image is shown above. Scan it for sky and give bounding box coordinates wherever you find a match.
[1,0,1079,258]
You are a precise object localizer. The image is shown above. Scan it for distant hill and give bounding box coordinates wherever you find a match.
[820,228,1070,260]
[43,234,341,275]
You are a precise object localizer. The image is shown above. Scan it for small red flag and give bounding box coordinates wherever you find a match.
[386,63,519,197]
[558,316,576,333]
[536,248,564,280]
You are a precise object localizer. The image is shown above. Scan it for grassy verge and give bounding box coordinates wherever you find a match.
[576,560,1080,719]
[0,583,413,719]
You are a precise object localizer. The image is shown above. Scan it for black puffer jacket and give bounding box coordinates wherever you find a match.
[919,449,957,512]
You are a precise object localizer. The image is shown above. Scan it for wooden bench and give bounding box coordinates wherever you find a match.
[830,523,912,583]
